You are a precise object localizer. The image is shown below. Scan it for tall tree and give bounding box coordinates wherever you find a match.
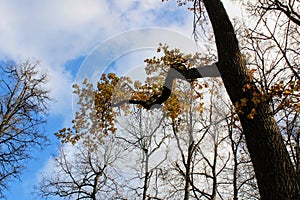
[115,0,300,198]
[201,0,299,198]
[0,60,50,197]
[167,80,232,200]
[37,136,126,200]
[116,108,169,200]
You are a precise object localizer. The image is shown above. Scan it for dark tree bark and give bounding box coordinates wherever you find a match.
[202,0,300,199]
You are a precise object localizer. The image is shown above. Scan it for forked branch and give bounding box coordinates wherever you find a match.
[112,62,220,110]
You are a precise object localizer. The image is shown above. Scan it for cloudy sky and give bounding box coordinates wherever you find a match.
[0,0,241,199]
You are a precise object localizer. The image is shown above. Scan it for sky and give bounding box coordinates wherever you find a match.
[0,0,242,199]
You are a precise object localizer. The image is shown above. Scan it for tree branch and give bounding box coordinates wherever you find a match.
[112,63,216,110]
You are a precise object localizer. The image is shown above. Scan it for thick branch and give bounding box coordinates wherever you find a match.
[202,0,300,198]
[272,0,300,26]
[112,63,209,110]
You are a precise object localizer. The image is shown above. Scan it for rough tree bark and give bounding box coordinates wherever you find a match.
[202,0,299,199]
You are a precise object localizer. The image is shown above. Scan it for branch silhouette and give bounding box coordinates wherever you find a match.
[112,63,204,110]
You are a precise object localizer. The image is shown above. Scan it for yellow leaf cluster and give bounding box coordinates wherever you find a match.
[236,78,300,119]
[235,83,262,119]
[165,94,182,120]
[144,43,203,76]
[55,128,81,145]
[94,73,120,135]
[269,80,300,112]
[56,73,120,146]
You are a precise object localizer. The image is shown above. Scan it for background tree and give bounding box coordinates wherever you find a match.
[159,78,254,200]
[158,80,226,200]
[116,108,170,200]
[42,73,171,200]
[224,103,259,200]
[0,60,50,197]
[189,81,231,200]
[47,46,262,199]
[37,135,126,200]
[51,43,258,199]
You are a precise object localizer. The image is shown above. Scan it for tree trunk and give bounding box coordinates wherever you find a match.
[202,0,300,199]
[184,142,192,200]
[143,149,150,200]
[143,171,149,200]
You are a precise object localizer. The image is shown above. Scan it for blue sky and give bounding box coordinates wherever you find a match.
[0,0,241,199]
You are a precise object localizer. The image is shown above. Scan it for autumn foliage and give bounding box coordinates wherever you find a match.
[56,43,299,154]
[55,44,210,145]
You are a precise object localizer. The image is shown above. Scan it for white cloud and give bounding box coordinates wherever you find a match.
[0,0,113,62]
[0,0,175,118]
[0,0,244,121]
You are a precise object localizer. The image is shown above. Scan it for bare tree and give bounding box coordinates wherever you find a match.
[191,83,231,200]
[116,107,170,200]
[38,108,171,200]
[163,81,208,200]
[224,105,259,200]
[254,0,300,28]
[0,60,50,197]
[154,80,233,200]
[37,135,126,200]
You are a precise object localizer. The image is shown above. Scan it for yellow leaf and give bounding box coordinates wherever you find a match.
[240,98,248,107]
